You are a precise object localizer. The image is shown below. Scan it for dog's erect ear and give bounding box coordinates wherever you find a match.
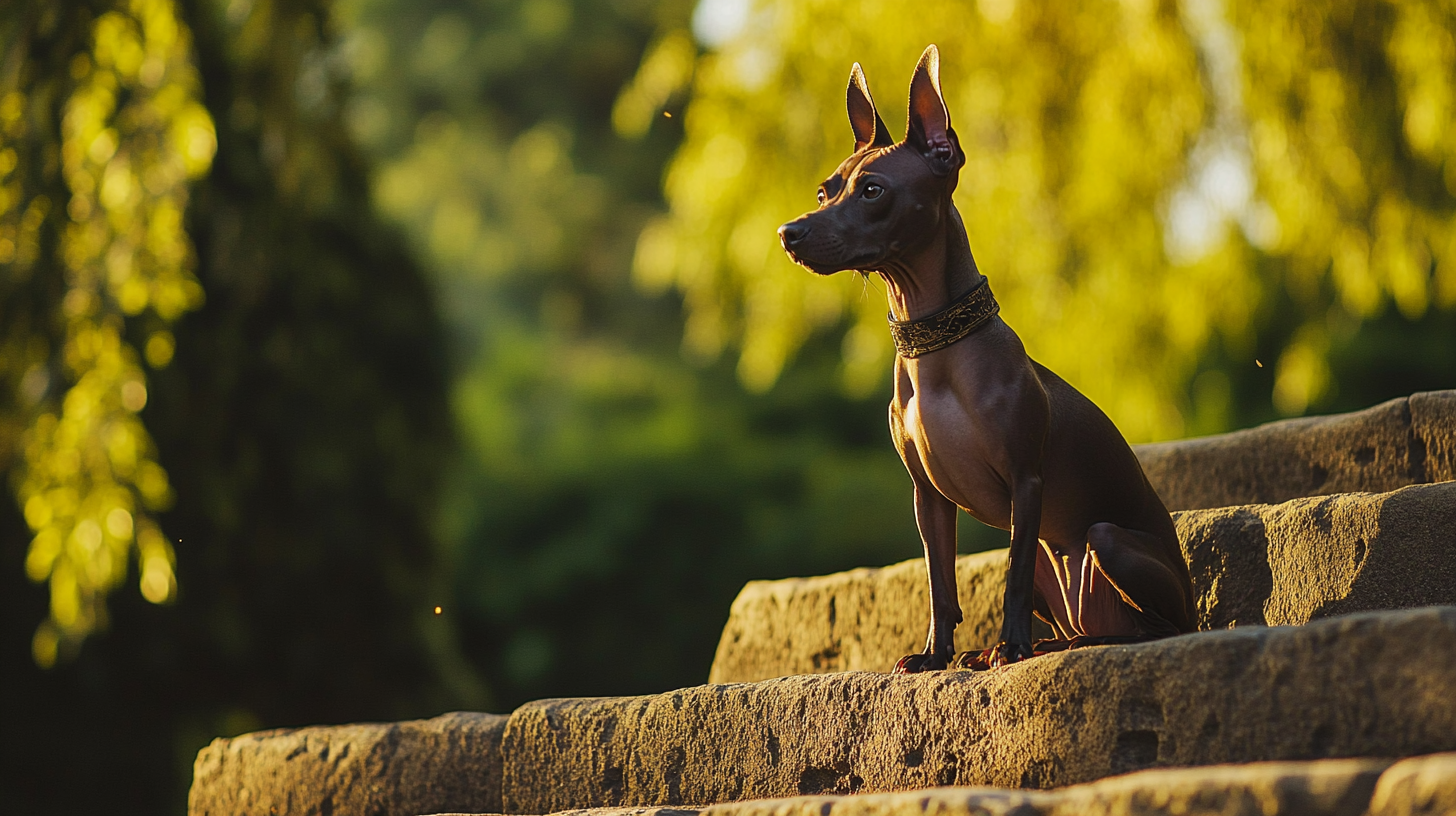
[847,63,893,152]
[906,45,964,174]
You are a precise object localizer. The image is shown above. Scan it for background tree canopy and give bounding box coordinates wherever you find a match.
[642,0,1456,440]
[3,0,1455,812]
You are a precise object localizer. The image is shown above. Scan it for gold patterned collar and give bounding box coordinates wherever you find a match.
[887,277,1000,358]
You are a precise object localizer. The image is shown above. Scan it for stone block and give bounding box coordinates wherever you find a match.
[1367,752,1456,816]
[503,607,1456,813]
[1179,482,1456,629]
[707,549,1047,684]
[189,711,508,816]
[1133,390,1456,512]
[428,754,1456,816]
[691,757,1393,816]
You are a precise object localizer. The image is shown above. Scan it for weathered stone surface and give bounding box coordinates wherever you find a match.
[433,755,1456,816]
[425,810,700,816]
[1179,482,1456,629]
[1367,753,1456,816]
[502,607,1456,813]
[189,711,508,816]
[707,549,1051,684]
[1412,390,1456,484]
[710,482,1456,683]
[1133,390,1456,511]
[691,758,1392,816]
[425,811,698,816]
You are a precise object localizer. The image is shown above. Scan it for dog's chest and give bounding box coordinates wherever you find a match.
[895,384,1013,528]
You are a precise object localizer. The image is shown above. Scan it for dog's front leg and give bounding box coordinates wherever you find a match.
[894,465,961,674]
[994,473,1043,665]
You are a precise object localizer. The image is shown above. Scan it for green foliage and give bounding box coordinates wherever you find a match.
[2,0,212,665]
[334,0,959,704]
[641,0,1456,441]
[640,0,1220,440]
[4,0,462,810]
[147,0,466,718]
[1233,0,1456,414]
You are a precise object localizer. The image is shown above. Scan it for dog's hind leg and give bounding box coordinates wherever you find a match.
[1032,540,1081,639]
[1016,525,1186,653]
[1080,522,1191,639]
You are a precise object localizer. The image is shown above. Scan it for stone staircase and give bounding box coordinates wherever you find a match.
[187,392,1456,816]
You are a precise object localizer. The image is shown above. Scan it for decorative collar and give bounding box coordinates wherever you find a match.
[887,277,999,358]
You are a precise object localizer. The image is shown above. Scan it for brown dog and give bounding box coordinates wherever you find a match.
[778,45,1195,671]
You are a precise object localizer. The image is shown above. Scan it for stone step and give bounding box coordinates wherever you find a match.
[709,548,1017,685]
[1132,390,1455,511]
[710,481,1456,683]
[188,712,508,816]
[502,607,1456,812]
[426,752,1456,816]
[190,608,1456,816]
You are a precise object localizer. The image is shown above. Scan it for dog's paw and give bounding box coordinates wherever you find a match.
[990,641,1035,667]
[892,652,948,674]
[951,648,995,671]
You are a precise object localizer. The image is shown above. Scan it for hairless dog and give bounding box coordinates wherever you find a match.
[778,45,1196,671]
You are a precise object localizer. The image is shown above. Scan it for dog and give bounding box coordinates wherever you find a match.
[777,45,1196,671]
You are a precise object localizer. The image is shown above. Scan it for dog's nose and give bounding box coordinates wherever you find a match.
[778,222,810,247]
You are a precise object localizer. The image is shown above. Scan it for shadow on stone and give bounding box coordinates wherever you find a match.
[1176,507,1273,629]
[1311,486,1456,620]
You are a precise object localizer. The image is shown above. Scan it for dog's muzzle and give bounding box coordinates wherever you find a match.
[778,220,810,253]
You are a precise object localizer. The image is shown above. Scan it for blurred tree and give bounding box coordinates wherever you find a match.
[640,0,1456,441]
[1232,0,1456,415]
[2,0,466,811]
[332,0,960,706]
[637,0,1220,441]
[1,0,211,667]
[149,0,476,722]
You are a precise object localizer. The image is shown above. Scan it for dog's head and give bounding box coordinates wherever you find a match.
[779,45,965,275]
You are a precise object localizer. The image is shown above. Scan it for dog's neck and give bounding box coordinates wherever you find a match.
[875,204,984,322]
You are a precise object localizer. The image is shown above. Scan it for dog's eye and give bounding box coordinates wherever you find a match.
[816,188,827,205]
[863,183,884,200]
